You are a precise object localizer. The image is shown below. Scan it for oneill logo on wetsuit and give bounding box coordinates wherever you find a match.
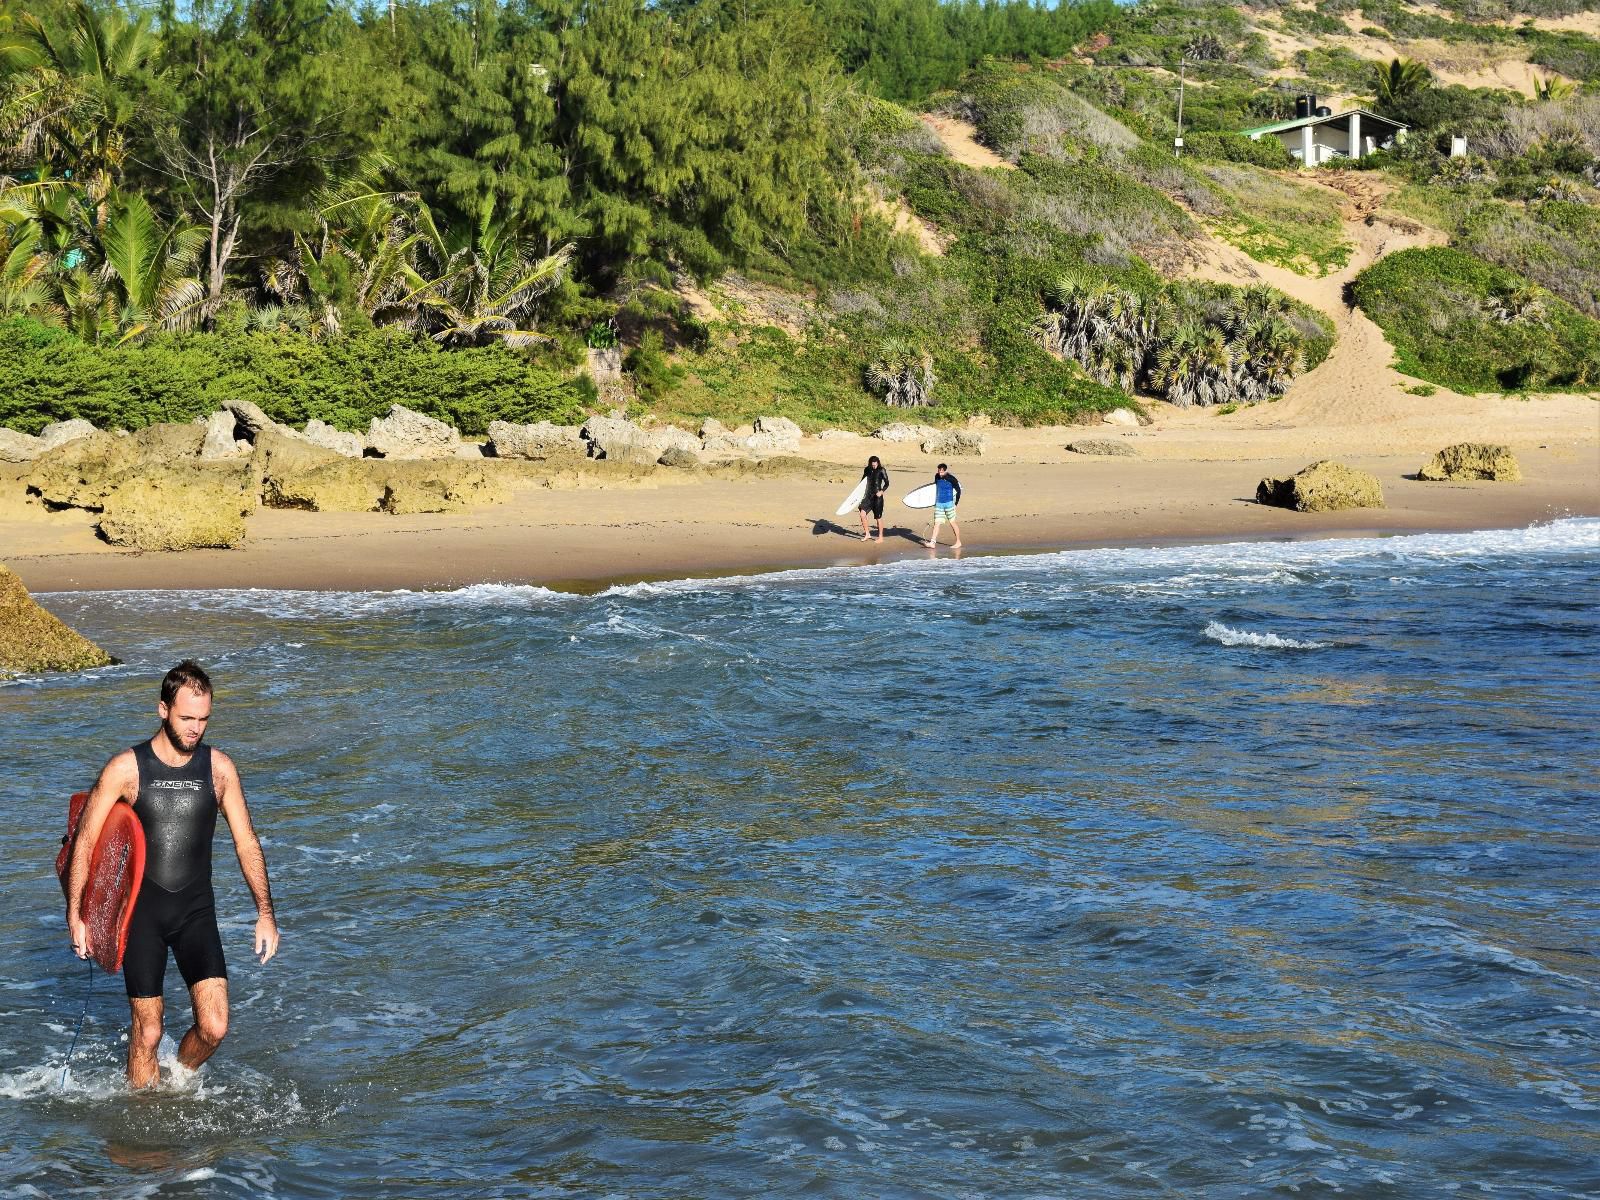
[124,738,227,998]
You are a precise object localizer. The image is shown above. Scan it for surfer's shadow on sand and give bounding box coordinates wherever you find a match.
[809,518,925,545]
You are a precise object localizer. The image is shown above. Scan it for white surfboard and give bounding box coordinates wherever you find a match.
[902,483,939,509]
[835,477,869,516]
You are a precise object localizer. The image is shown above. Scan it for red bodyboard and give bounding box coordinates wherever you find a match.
[56,792,145,974]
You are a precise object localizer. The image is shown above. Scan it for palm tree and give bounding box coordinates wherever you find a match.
[1484,284,1546,325]
[0,0,158,188]
[1036,279,1164,391]
[405,198,573,348]
[0,176,204,342]
[261,159,427,339]
[1150,322,1233,407]
[1533,75,1576,102]
[864,338,936,407]
[98,193,206,341]
[0,220,53,319]
[1372,57,1432,110]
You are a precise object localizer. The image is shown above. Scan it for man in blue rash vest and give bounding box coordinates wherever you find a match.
[924,462,963,549]
[66,661,279,1089]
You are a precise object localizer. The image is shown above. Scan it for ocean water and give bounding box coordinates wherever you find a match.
[2,520,1597,1199]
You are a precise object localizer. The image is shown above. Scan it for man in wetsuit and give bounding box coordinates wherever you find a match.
[66,660,279,1088]
[856,455,891,542]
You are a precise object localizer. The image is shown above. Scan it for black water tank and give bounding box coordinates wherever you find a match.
[1315,105,1333,117]
[1295,93,1317,119]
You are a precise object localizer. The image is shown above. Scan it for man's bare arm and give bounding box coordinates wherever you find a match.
[66,752,138,957]
[214,750,280,964]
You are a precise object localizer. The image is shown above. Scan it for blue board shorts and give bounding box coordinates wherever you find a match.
[934,502,957,520]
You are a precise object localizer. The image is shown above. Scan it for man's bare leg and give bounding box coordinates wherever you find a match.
[950,518,962,548]
[177,977,229,1071]
[926,516,943,548]
[128,996,164,1089]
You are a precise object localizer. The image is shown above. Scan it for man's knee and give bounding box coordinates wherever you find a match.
[191,980,229,1046]
[196,1009,228,1046]
[130,1008,163,1053]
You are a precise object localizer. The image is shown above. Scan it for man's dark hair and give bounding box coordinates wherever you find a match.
[161,660,213,706]
[937,463,948,471]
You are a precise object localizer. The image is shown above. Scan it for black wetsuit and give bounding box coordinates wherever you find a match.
[123,739,227,999]
[858,464,890,520]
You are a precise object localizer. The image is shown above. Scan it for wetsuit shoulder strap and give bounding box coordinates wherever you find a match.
[131,738,154,785]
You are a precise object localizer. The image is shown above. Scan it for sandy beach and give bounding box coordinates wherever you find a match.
[4,418,1595,594]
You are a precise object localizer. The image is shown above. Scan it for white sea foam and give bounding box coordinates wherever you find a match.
[1203,621,1328,650]
[35,518,1598,615]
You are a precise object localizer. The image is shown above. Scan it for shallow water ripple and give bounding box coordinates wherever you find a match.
[2,521,1597,1198]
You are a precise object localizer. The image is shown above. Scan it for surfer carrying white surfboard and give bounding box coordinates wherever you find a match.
[924,463,963,549]
[857,456,891,542]
[65,661,279,1089]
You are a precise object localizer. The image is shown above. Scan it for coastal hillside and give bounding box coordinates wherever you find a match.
[1,0,1596,443]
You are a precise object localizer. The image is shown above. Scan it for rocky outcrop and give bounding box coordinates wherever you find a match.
[582,415,697,464]
[302,419,365,458]
[380,461,510,513]
[221,399,282,440]
[817,429,858,440]
[1256,461,1385,512]
[581,415,658,464]
[873,421,938,443]
[366,404,462,459]
[699,417,729,439]
[38,419,99,451]
[1417,443,1522,483]
[0,564,116,676]
[264,459,510,514]
[487,420,584,460]
[26,424,207,509]
[587,346,626,406]
[700,431,750,457]
[262,458,386,512]
[200,411,251,460]
[97,464,252,551]
[753,414,802,441]
[0,427,45,462]
[921,430,988,456]
[657,446,699,469]
[1068,439,1139,457]
[250,426,343,497]
[1101,408,1141,427]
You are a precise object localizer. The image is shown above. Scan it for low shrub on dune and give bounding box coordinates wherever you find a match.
[1353,247,1600,393]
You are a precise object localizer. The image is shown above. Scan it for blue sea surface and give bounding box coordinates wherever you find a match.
[3,520,1598,1199]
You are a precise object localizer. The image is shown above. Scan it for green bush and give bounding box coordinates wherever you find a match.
[623,329,688,401]
[962,62,1141,161]
[0,321,587,436]
[1524,29,1600,82]
[1457,199,1600,318]
[1183,131,1295,169]
[1352,247,1600,391]
[1196,162,1353,276]
[1293,46,1378,92]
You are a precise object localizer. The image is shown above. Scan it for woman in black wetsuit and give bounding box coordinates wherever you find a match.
[857,455,890,542]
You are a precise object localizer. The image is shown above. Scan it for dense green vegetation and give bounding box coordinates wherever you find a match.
[0,318,588,434]
[2,0,1597,433]
[1353,247,1600,391]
